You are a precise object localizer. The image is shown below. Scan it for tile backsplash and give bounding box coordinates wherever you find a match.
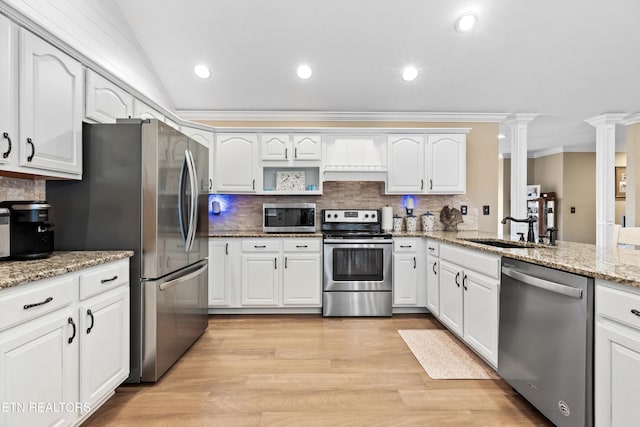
[0,177,46,201]
[208,181,478,231]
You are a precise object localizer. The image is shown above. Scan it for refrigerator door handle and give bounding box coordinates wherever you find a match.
[157,261,208,291]
[184,149,198,252]
[177,153,189,248]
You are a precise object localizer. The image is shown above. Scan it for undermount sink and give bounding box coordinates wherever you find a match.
[462,238,538,249]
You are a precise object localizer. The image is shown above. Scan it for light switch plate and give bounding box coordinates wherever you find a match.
[483,205,490,215]
[460,205,467,215]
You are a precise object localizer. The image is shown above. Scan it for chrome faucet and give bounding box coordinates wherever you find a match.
[501,216,537,243]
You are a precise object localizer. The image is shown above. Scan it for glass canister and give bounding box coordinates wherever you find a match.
[422,212,435,231]
[393,215,404,232]
[406,215,417,233]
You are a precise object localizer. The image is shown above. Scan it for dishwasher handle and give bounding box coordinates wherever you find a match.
[501,266,583,299]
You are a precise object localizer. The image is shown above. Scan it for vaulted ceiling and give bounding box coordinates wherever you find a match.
[115,0,640,153]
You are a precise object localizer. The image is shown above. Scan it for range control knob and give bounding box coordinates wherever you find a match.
[334,214,339,218]
[364,214,369,218]
[371,213,376,218]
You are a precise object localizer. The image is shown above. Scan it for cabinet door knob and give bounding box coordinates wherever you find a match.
[86,309,95,334]
[68,317,76,344]
[2,132,11,158]
[26,137,35,162]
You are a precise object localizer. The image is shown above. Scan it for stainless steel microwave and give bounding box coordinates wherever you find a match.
[263,203,316,233]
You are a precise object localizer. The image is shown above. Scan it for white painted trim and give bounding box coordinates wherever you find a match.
[213,126,472,134]
[585,113,628,127]
[621,113,640,126]
[500,145,597,159]
[178,110,510,123]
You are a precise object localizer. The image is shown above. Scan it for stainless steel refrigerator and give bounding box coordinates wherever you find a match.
[47,119,209,382]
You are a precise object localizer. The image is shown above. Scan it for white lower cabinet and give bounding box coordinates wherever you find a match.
[595,280,640,427]
[209,238,322,309]
[438,244,500,367]
[425,240,440,316]
[393,238,424,307]
[0,258,130,427]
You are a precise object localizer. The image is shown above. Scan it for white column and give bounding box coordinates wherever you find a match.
[622,114,640,226]
[506,113,538,240]
[586,114,627,247]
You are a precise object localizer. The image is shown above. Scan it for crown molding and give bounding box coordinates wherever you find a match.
[499,145,596,159]
[177,110,511,123]
[585,113,628,127]
[621,113,640,126]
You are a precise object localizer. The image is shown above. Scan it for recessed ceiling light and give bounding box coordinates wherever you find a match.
[193,64,211,79]
[497,133,506,139]
[454,11,477,33]
[297,65,313,80]
[402,66,418,82]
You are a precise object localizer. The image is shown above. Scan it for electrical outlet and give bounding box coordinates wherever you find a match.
[571,206,576,214]
[460,205,467,215]
[483,205,490,215]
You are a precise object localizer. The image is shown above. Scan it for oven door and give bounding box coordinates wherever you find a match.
[323,239,392,291]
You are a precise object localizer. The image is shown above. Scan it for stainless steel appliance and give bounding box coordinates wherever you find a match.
[0,201,54,259]
[322,209,392,317]
[499,258,593,427]
[263,203,316,233]
[46,119,209,383]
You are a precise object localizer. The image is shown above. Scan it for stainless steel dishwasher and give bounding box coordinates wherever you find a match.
[499,258,593,427]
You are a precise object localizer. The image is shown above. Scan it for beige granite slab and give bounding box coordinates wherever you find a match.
[0,251,134,290]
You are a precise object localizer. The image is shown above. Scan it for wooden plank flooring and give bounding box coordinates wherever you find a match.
[83,314,551,426]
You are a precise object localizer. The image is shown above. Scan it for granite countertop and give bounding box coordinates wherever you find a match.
[209,230,323,238]
[395,230,640,288]
[0,251,134,290]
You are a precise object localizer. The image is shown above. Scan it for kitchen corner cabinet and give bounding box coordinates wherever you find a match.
[393,238,425,307]
[85,69,133,123]
[386,133,466,195]
[0,24,82,179]
[181,125,215,193]
[0,258,130,426]
[425,240,440,316]
[595,280,640,427]
[439,244,500,367]
[216,133,258,193]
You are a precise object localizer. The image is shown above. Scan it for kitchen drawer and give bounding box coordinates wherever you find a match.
[241,240,281,252]
[79,260,129,300]
[394,239,418,252]
[440,243,500,279]
[283,239,321,252]
[597,284,640,331]
[0,274,77,331]
[425,239,440,257]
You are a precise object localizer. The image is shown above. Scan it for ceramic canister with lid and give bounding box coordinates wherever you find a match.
[422,212,435,231]
[406,215,417,233]
[392,215,403,232]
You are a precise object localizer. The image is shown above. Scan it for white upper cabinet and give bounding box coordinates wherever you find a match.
[426,134,466,194]
[18,29,82,177]
[292,134,321,161]
[132,99,164,121]
[181,125,215,193]
[0,15,17,168]
[261,133,290,161]
[261,133,321,162]
[216,133,257,193]
[386,135,425,193]
[386,132,467,194]
[85,69,133,123]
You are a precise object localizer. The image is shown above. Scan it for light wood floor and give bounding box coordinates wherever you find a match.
[84,314,551,426]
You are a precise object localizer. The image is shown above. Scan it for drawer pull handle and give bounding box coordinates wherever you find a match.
[632,309,640,317]
[86,309,95,334]
[254,245,266,248]
[428,246,435,251]
[101,275,118,284]
[400,245,412,248]
[23,296,53,310]
[296,245,308,248]
[68,317,76,344]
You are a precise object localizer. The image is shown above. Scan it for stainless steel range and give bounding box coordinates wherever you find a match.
[322,209,393,317]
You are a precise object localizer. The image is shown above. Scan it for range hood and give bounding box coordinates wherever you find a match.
[323,137,387,182]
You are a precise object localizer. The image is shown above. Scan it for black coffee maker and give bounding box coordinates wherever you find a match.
[0,201,54,260]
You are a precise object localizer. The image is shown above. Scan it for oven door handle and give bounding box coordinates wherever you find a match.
[502,266,583,299]
[323,239,392,244]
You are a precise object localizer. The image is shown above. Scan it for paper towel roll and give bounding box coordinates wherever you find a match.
[382,207,393,231]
